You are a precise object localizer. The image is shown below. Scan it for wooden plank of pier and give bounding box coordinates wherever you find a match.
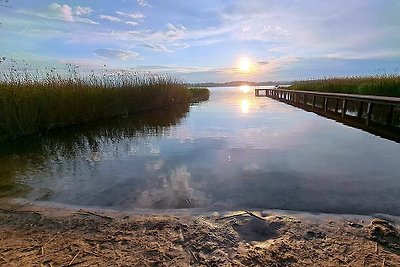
[255,88,400,105]
[255,88,400,141]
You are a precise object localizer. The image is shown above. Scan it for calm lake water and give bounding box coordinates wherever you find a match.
[1,86,400,215]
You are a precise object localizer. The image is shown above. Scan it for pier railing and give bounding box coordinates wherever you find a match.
[255,88,400,142]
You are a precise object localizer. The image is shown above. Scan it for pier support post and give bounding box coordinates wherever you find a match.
[342,99,347,117]
[324,97,328,112]
[387,105,394,127]
[335,99,339,113]
[312,95,316,108]
[357,102,363,119]
[366,102,373,126]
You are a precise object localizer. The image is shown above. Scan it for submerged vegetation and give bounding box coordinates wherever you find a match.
[188,87,210,102]
[291,75,400,97]
[0,59,192,141]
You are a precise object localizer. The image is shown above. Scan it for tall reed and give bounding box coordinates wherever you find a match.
[188,87,210,102]
[0,58,191,141]
[290,75,400,97]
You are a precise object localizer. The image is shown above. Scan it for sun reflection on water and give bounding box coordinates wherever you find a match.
[241,99,250,113]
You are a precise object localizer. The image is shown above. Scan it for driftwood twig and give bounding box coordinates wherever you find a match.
[76,210,112,220]
[346,259,357,267]
[48,245,72,255]
[216,212,248,221]
[244,210,266,221]
[46,232,62,245]
[188,247,198,262]
[179,227,200,264]
[68,250,80,266]
[216,211,266,221]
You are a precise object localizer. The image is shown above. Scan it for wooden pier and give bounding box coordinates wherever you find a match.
[255,88,400,142]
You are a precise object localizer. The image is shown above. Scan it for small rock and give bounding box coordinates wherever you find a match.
[348,222,363,228]
[304,230,326,240]
[370,219,395,230]
[260,211,269,217]
[366,218,400,249]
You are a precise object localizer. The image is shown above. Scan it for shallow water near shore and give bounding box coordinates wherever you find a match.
[1,86,400,215]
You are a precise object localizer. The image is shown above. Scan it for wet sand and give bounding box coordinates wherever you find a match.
[1,199,400,267]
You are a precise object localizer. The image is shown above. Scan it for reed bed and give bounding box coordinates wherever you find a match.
[290,75,400,97]
[188,87,210,102]
[0,59,191,141]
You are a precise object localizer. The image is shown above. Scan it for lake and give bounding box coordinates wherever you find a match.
[1,86,400,215]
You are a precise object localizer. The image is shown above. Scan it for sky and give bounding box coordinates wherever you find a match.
[1,0,400,82]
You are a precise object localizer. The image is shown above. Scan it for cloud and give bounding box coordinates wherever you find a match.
[216,0,400,60]
[163,23,186,40]
[74,6,93,16]
[19,3,98,24]
[141,43,171,52]
[126,21,138,26]
[48,3,74,22]
[257,61,269,65]
[99,15,122,22]
[94,48,139,60]
[90,23,187,43]
[137,0,151,7]
[10,0,400,82]
[116,11,145,19]
[324,51,397,61]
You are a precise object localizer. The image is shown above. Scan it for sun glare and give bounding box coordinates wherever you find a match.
[239,85,251,93]
[239,57,251,73]
[241,99,250,113]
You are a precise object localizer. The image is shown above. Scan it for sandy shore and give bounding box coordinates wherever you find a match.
[1,200,400,267]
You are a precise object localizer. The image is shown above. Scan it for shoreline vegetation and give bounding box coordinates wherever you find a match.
[0,60,210,142]
[290,75,400,97]
[188,87,211,103]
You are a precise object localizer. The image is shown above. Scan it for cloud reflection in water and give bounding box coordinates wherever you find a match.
[135,166,210,209]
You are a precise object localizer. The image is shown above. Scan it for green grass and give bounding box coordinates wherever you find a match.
[188,87,210,102]
[290,75,400,97]
[0,60,191,141]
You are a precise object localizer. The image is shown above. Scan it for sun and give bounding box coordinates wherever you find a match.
[239,57,251,73]
[239,85,251,93]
